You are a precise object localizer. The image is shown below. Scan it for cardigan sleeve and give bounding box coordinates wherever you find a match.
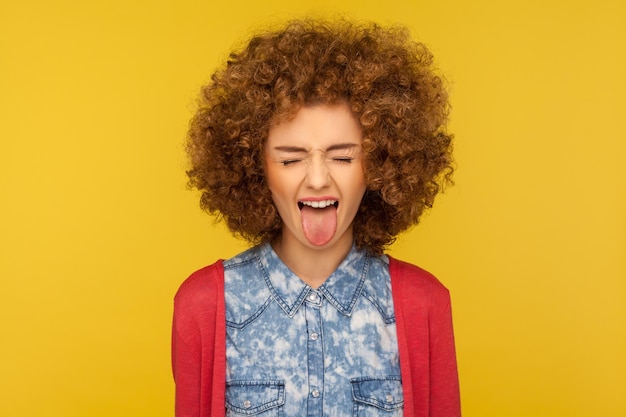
[428,294,461,416]
[172,262,226,417]
[389,257,461,417]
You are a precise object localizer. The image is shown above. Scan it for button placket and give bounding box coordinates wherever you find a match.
[304,291,323,416]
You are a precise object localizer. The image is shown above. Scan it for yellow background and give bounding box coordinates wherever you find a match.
[1,0,624,416]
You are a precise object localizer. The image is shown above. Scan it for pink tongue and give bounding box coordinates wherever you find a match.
[301,205,337,246]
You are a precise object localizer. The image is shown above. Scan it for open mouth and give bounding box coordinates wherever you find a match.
[298,200,338,210]
[298,199,339,246]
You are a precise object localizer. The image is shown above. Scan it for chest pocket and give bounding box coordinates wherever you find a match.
[351,376,404,416]
[226,380,285,416]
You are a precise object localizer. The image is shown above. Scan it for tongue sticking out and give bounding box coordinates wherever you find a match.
[301,205,337,246]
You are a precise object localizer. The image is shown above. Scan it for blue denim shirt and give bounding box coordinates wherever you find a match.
[223,243,403,416]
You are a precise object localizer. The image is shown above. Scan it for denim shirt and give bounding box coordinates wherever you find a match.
[223,243,403,417]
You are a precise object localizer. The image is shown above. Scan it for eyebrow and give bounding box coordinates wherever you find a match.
[272,143,360,153]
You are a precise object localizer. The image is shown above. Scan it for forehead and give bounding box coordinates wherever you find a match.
[266,102,362,148]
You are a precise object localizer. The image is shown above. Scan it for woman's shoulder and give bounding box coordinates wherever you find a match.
[172,261,226,349]
[174,245,262,309]
[388,256,450,299]
[174,260,225,308]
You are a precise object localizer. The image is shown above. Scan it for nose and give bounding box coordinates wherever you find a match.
[306,156,330,190]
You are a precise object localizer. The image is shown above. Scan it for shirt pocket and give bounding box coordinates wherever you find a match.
[226,380,285,416]
[351,376,403,416]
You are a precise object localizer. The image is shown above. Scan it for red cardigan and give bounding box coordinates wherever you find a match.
[172,257,461,416]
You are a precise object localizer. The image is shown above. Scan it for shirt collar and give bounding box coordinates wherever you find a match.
[258,243,369,318]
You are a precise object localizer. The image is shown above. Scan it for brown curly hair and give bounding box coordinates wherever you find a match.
[186,18,453,255]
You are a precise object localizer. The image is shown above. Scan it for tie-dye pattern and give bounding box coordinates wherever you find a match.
[223,243,403,416]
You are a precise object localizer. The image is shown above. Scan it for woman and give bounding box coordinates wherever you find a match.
[173,18,460,417]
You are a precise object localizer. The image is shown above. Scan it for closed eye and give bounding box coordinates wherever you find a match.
[332,157,354,163]
[281,159,302,166]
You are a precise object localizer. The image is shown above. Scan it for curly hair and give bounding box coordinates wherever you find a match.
[186,18,454,255]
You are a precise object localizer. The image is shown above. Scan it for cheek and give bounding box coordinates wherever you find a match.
[353,164,367,193]
[265,171,295,204]
[264,164,281,194]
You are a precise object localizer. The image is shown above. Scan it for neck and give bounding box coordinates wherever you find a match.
[271,233,353,288]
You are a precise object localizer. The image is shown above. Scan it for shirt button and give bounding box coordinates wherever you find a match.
[308,293,319,302]
[243,400,251,408]
[385,394,394,403]
[310,332,319,341]
[311,389,320,398]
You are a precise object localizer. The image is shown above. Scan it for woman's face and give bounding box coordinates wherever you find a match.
[264,102,366,253]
